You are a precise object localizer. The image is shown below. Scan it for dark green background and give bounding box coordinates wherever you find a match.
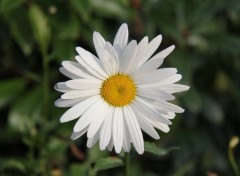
[0,0,240,175]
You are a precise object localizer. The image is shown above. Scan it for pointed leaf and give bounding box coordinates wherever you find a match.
[145,142,180,156]
[28,3,50,52]
[8,87,42,133]
[0,159,26,173]
[70,163,88,176]
[0,78,26,108]
[94,157,123,171]
[0,0,24,16]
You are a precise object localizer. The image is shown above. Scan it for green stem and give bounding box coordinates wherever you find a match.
[125,152,130,176]
[42,50,49,120]
[228,147,240,176]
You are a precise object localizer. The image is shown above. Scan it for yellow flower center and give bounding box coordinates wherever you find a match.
[100,74,136,107]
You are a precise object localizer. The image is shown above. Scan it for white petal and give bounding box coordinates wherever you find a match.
[160,112,176,119]
[139,74,183,88]
[99,107,114,150]
[154,100,184,113]
[87,103,109,138]
[144,34,162,56]
[130,58,164,78]
[61,89,99,99]
[159,84,190,94]
[133,97,172,125]
[137,88,175,101]
[93,32,113,75]
[87,130,99,148]
[157,74,182,85]
[73,98,106,132]
[59,67,80,79]
[112,108,123,153]
[122,119,131,152]
[71,127,88,140]
[60,95,100,123]
[74,58,103,80]
[166,112,176,119]
[113,23,128,49]
[150,45,175,60]
[62,61,96,79]
[66,79,102,90]
[135,68,177,85]
[136,35,162,68]
[54,82,71,93]
[119,40,138,73]
[138,36,148,47]
[151,121,170,133]
[107,138,114,151]
[76,47,108,79]
[123,106,144,154]
[133,96,168,112]
[105,42,119,73]
[93,31,106,48]
[55,98,82,107]
[135,36,148,63]
[131,105,160,139]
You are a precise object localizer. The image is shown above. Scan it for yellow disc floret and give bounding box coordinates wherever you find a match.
[100,74,136,107]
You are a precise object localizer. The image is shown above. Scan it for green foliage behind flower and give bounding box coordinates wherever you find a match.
[0,0,240,175]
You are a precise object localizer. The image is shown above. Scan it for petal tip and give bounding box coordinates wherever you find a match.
[60,117,66,123]
[156,136,160,140]
[177,107,185,113]
[54,84,58,90]
[73,126,79,133]
[157,34,162,39]
[137,150,144,155]
[185,85,190,90]
[115,148,121,154]
[75,46,81,52]
[70,132,77,140]
[122,23,128,28]
[87,131,94,139]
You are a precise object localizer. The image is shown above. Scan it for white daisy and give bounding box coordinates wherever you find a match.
[55,23,189,154]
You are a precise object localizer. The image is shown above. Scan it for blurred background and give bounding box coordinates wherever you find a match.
[0,0,240,175]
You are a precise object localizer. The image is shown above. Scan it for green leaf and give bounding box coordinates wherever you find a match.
[0,159,26,173]
[70,0,91,22]
[8,86,42,133]
[94,157,123,171]
[0,0,24,16]
[51,11,80,40]
[144,142,180,156]
[58,14,80,40]
[7,8,34,56]
[0,78,26,108]
[28,3,50,53]
[87,144,108,162]
[70,163,87,176]
[91,0,132,20]
[172,160,196,176]
[47,137,68,154]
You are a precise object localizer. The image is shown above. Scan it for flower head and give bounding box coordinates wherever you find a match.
[55,23,189,154]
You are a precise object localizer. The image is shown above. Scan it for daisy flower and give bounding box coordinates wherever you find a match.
[55,23,189,154]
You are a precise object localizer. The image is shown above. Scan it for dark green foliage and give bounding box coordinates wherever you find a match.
[0,0,240,175]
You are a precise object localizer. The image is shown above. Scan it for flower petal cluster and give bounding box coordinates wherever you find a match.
[55,23,189,154]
